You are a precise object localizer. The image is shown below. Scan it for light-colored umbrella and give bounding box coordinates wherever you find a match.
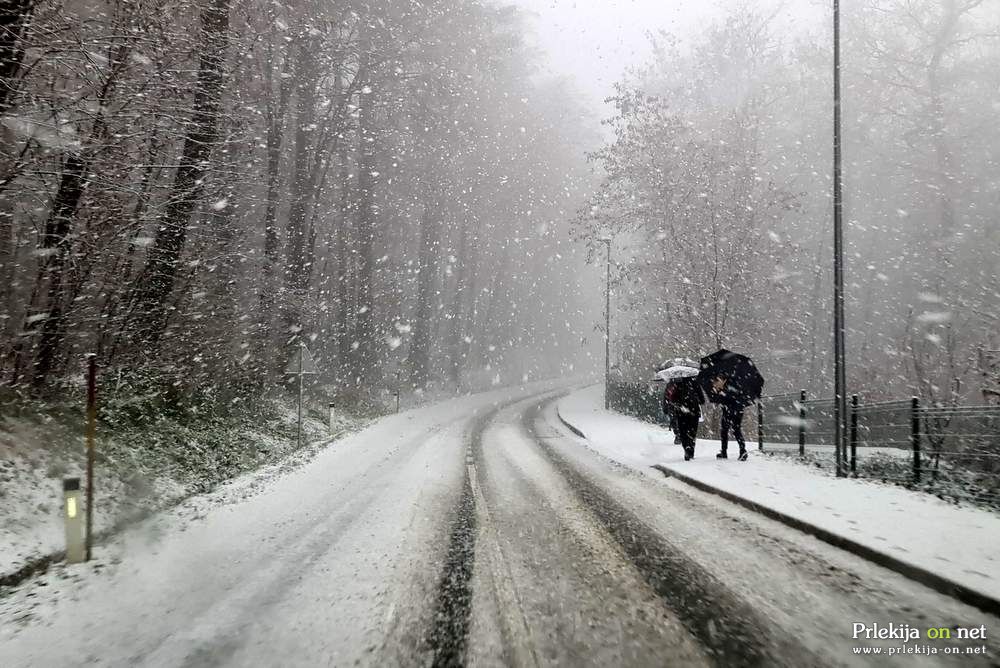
[654,365,699,382]
[658,357,699,371]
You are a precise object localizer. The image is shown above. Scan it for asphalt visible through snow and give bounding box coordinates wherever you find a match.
[2,383,999,667]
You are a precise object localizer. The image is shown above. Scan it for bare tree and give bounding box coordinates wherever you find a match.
[125,0,232,348]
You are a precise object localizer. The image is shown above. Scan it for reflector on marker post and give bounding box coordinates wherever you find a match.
[64,478,85,564]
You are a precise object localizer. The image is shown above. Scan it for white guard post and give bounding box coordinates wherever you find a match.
[64,477,85,563]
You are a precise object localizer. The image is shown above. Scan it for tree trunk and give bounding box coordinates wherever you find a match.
[350,40,377,392]
[281,39,319,353]
[8,152,86,386]
[926,0,960,279]
[125,0,230,348]
[27,155,87,385]
[445,219,470,388]
[334,116,352,381]
[0,0,35,115]
[258,32,292,316]
[461,217,482,371]
[409,201,440,389]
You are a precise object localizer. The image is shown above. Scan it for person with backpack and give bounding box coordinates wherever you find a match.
[662,381,681,445]
[662,375,705,460]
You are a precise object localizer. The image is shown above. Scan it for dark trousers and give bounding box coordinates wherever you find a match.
[664,406,678,435]
[677,413,699,454]
[720,406,746,453]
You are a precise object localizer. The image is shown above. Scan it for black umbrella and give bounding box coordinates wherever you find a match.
[697,349,765,408]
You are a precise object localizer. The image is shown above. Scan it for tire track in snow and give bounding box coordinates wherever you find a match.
[466,442,541,668]
[425,390,560,667]
[523,397,823,668]
[472,394,707,666]
[426,470,477,667]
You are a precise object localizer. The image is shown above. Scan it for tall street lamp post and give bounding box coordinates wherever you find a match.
[833,0,848,477]
[599,237,612,410]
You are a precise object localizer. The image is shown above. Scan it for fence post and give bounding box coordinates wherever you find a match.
[757,401,764,452]
[799,389,807,457]
[850,394,858,476]
[911,396,921,484]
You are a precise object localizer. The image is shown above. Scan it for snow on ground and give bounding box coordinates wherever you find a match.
[761,442,910,459]
[0,415,158,576]
[557,384,1000,603]
[0,375,572,582]
[0,406,358,579]
[0,381,568,667]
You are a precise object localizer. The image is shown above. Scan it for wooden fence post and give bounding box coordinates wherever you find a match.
[799,389,807,457]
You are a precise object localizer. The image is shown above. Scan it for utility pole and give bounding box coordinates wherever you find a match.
[832,0,848,477]
[600,237,612,410]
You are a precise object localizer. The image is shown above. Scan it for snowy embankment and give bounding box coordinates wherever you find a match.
[0,401,361,579]
[557,384,1000,606]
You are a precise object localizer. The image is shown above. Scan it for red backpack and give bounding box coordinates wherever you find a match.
[664,382,679,403]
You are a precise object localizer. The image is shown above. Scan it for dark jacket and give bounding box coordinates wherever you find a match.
[663,377,705,417]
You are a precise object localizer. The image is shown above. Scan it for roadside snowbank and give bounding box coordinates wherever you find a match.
[557,384,1000,604]
[0,400,362,579]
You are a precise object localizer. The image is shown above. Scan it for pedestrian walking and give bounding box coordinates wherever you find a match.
[697,349,765,463]
[655,362,701,448]
[663,375,705,460]
[719,397,748,460]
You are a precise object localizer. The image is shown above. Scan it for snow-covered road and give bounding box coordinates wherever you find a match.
[2,383,998,667]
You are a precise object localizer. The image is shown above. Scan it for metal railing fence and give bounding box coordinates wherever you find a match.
[608,380,1000,504]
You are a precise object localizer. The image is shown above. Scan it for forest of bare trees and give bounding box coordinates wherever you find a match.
[0,0,598,409]
[577,0,1000,404]
[2,0,997,413]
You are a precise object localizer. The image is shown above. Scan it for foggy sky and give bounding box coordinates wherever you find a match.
[512,0,826,116]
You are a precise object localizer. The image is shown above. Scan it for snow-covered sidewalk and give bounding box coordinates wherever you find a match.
[557,384,1000,607]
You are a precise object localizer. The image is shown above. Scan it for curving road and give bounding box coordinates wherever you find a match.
[1,383,998,667]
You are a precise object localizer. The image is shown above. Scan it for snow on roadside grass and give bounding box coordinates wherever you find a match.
[765,447,1000,513]
[0,399,365,579]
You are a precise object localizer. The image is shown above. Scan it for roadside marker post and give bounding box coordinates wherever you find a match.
[63,478,85,564]
[85,354,97,561]
[328,402,336,433]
